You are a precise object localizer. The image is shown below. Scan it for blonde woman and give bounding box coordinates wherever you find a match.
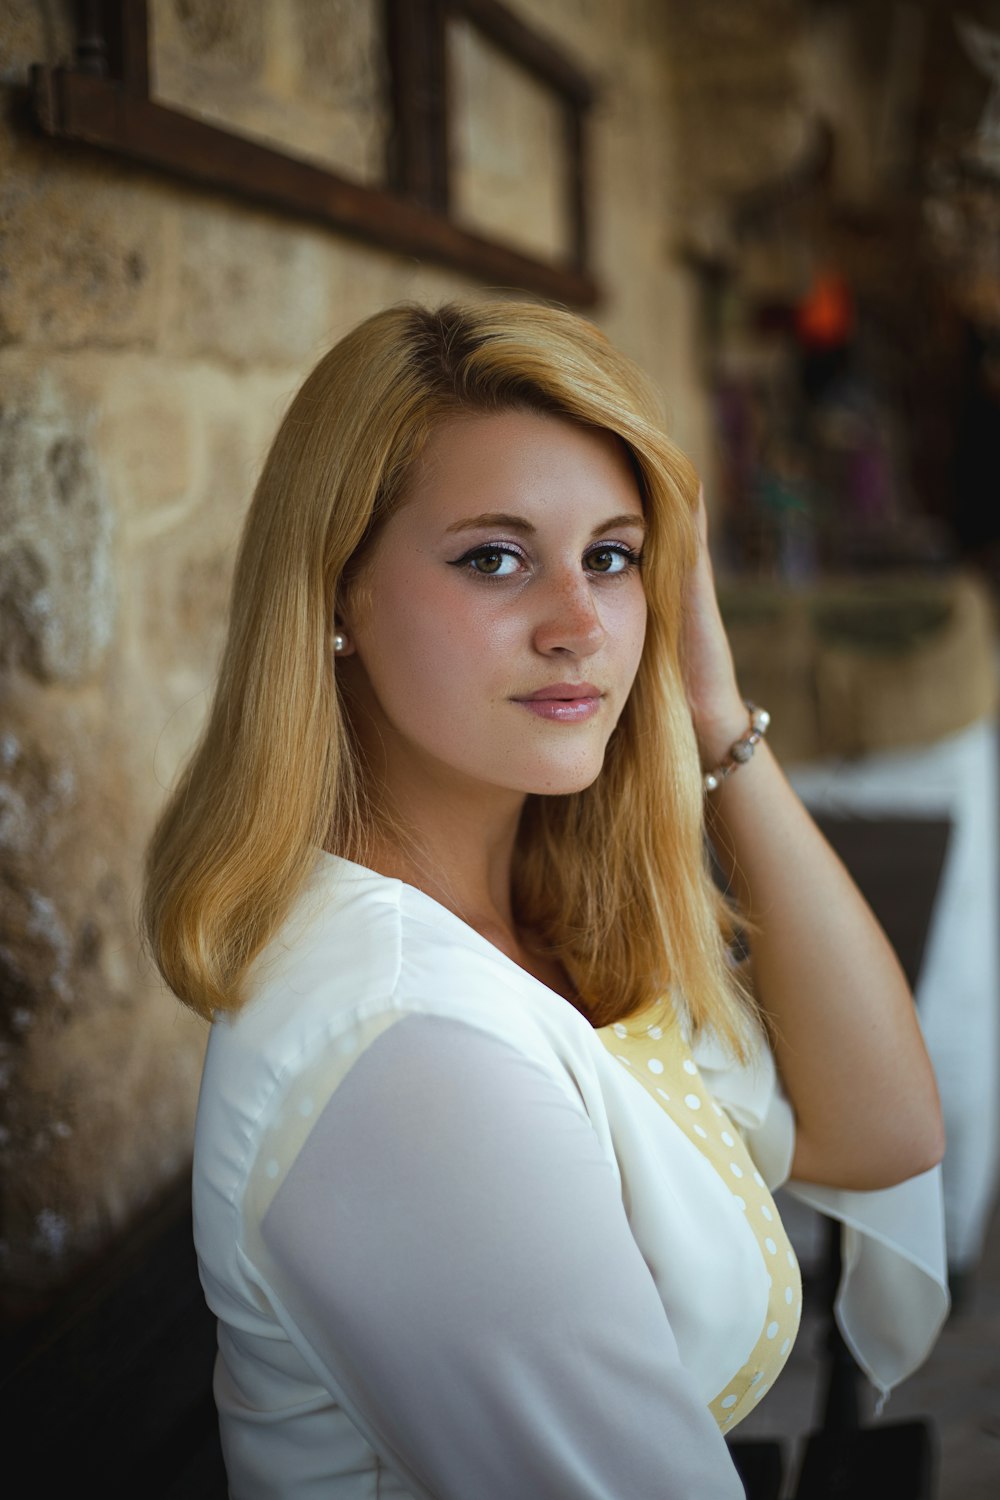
[145,302,948,1498]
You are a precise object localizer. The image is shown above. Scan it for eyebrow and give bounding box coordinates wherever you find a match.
[443,511,647,539]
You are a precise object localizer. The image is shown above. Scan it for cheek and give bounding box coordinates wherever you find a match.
[362,569,504,705]
[615,589,648,674]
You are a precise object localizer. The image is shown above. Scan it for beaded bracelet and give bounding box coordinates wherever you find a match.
[703,702,771,794]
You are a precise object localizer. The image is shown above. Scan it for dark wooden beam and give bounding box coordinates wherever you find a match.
[104,0,150,97]
[73,0,110,77]
[386,0,451,214]
[565,103,588,272]
[29,66,598,305]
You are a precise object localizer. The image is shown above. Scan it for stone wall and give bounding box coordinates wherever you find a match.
[0,0,711,1312]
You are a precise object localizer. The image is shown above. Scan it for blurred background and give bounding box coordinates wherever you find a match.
[1,2,998,1496]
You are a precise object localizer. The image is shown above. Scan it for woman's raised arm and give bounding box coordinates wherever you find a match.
[682,491,945,1191]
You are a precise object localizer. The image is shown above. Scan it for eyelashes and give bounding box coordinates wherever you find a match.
[585,544,645,575]
[447,541,644,580]
[446,542,525,579]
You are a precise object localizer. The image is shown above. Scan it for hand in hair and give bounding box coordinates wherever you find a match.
[680,485,748,772]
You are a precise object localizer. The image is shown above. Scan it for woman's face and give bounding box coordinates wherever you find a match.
[340,408,648,807]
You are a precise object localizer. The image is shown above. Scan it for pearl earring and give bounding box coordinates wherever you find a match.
[333,630,348,655]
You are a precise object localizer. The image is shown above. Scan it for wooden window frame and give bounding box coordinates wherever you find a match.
[30,0,598,305]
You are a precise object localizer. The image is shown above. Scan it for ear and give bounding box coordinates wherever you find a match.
[333,570,370,659]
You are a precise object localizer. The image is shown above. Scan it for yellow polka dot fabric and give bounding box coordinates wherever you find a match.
[597,1012,801,1432]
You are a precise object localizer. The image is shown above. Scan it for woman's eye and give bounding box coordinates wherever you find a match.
[586,545,643,575]
[451,545,523,577]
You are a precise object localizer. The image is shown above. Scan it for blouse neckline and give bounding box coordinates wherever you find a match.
[315,848,583,1014]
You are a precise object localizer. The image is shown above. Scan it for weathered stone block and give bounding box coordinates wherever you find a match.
[112,367,272,762]
[96,359,197,522]
[163,201,333,368]
[129,487,236,690]
[0,690,207,1306]
[324,244,423,342]
[0,361,116,683]
[0,137,168,350]
[1,960,206,1301]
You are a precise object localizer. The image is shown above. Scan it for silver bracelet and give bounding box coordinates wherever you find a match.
[703,702,771,794]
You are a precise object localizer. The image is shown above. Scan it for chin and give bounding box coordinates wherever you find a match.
[519,755,608,798]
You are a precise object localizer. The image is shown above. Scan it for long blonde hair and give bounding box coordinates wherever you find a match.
[144,300,753,1051]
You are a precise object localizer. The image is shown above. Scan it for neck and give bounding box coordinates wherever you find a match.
[353,782,578,1004]
[372,816,520,937]
[360,764,525,949]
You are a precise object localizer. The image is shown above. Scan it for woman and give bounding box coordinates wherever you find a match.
[145,301,947,1498]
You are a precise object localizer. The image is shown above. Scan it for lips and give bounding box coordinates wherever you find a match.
[512,683,604,722]
[517,682,602,701]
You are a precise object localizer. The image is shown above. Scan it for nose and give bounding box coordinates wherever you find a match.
[531,569,606,658]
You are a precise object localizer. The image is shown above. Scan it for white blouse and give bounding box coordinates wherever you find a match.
[192,852,949,1499]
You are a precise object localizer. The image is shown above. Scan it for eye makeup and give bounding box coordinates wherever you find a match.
[447,540,644,580]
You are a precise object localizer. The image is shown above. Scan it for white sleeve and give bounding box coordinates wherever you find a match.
[260,1014,744,1500]
[692,1024,796,1193]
